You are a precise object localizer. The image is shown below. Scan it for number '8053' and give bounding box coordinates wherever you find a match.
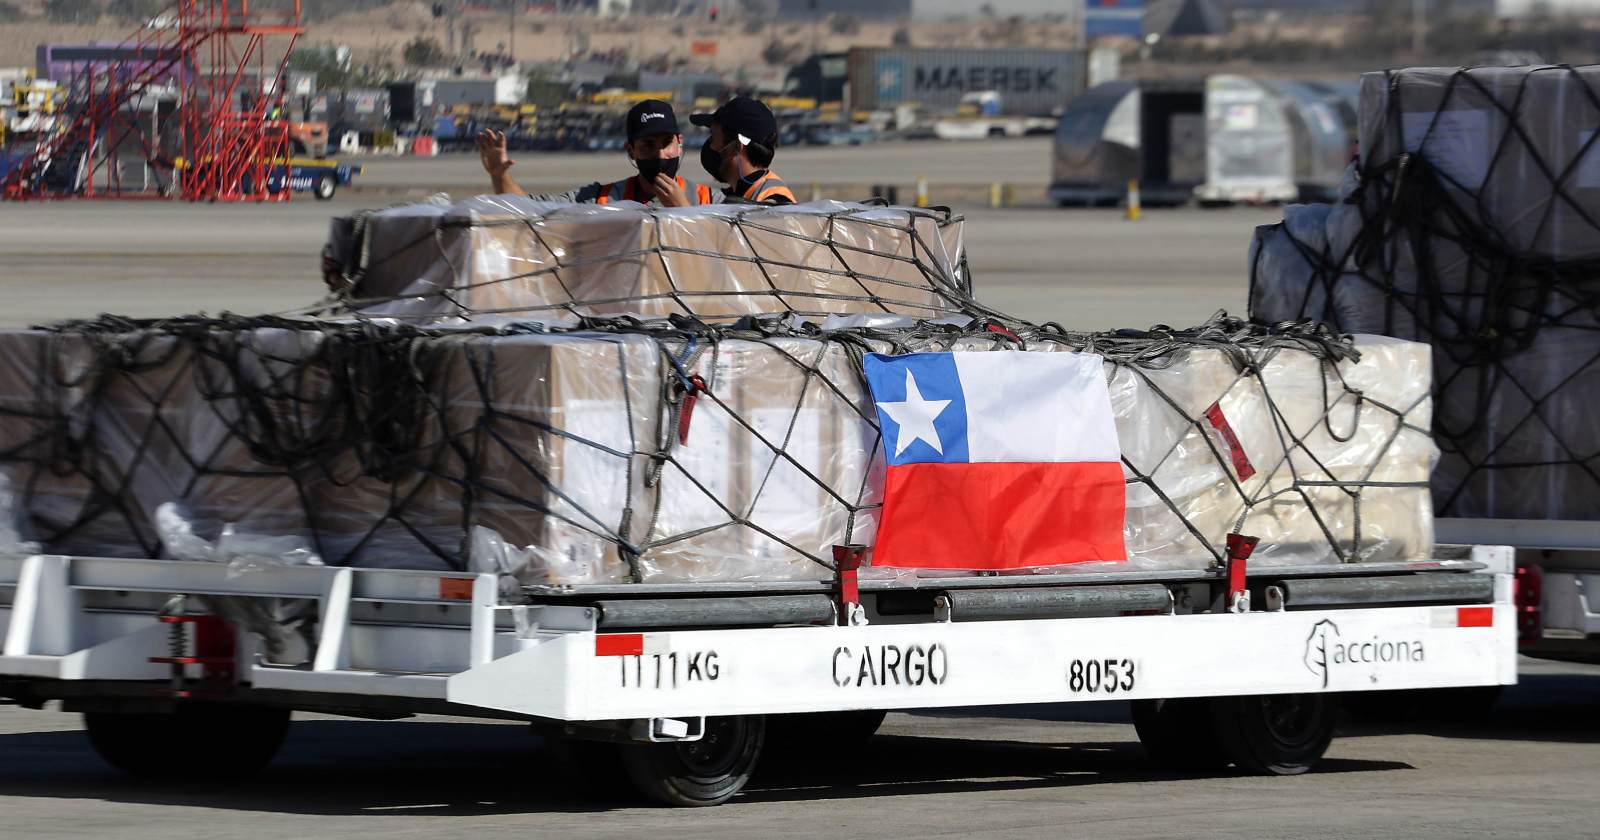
[1067,658,1136,694]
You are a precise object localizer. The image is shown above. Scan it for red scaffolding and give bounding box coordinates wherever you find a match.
[2,1,303,202]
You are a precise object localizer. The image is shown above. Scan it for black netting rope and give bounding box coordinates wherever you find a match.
[0,309,1420,582]
[1249,65,1600,516]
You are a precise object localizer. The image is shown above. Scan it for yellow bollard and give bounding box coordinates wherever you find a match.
[990,181,1004,209]
[1125,179,1142,221]
[915,175,929,208]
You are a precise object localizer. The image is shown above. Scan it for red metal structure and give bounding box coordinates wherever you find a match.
[2,1,302,201]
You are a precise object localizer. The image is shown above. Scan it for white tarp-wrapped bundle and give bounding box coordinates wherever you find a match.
[1249,65,1600,520]
[0,315,1436,593]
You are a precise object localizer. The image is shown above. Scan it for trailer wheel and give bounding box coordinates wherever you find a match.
[313,173,337,200]
[1209,693,1337,776]
[618,715,764,807]
[84,704,289,779]
[1131,698,1231,770]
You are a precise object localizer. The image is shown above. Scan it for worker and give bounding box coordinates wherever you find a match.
[690,96,796,205]
[474,99,715,206]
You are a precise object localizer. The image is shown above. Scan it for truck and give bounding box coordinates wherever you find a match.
[0,542,1517,806]
[265,157,362,200]
[1438,519,1600,665]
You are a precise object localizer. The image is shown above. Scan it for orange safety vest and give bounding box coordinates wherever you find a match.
[595,175,714,205]
[740,170,796,204]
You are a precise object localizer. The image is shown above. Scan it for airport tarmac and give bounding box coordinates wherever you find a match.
[0,196,1265,330]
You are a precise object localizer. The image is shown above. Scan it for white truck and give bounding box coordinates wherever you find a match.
[1,542,1516,806]
[1439,519,1600,664]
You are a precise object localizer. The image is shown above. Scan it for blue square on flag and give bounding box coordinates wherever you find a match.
[863,351,1128,569]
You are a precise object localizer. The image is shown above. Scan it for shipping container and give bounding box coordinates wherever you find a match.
[331,87,390,133]
[848,47,1085,116]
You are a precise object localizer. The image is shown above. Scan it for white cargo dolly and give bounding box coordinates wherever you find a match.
[0,545,1516,806]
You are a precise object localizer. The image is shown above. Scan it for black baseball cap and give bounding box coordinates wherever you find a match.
[626,99,679,141]
[690,96,778,148]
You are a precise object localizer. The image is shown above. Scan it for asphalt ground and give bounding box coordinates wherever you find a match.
[0,197,1266,330]
[2,657,1598,839]
[351,137,1059,196]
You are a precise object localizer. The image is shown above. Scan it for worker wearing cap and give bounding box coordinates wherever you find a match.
[475,99,716,206]
[690,97,796,205]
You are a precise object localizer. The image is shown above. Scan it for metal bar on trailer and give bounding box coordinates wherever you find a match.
[523,559,1488,599]
[939,584,1173,621]
[595,596,839,630]
[1277,574,1495,608]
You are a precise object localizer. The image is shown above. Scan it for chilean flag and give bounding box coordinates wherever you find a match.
[863,351,1126,569]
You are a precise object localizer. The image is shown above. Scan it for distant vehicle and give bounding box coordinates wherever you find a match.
[286,121,329,157]
[263,157,361,200]
[934,91,1055,141]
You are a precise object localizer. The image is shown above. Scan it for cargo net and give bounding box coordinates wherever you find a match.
[1248,65,1600,519]
[0,309,1434,595]
[311,198,980,325]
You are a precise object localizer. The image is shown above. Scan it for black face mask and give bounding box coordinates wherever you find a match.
[636,155,680,181]
[700,140,725,182]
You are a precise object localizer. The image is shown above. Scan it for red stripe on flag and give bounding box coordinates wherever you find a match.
[872,461,1126,569]
[595,634,644,656]
[1457,606,1494,628]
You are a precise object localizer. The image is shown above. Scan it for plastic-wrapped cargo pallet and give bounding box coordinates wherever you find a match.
[1249,65,1600,519]
[322,197,971,323]
[0,315,1436,593]
[0,199,1437,598]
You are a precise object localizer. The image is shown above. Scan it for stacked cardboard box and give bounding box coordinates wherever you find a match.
[0,320,1436,589]
[325,198,970,324]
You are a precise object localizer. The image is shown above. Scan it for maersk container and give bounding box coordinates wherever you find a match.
[847,47,1085,116]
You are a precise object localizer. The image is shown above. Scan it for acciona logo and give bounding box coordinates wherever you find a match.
[1303,619,1426,688]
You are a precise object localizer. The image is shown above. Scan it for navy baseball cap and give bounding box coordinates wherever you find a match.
[626,99,680,141]
[690,96,778,148]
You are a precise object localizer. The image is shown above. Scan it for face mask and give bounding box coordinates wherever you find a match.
[636,154,679,181]
[700,140,726,181]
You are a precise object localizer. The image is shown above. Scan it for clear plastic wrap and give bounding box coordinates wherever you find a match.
[324,198,970,323]
[0,317,1437,592]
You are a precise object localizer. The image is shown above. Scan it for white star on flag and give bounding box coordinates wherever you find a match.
[878,369,951,457]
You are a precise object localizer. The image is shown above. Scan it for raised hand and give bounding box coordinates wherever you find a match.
[476,128,514,177]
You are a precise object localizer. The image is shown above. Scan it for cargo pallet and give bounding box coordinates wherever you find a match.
[0,546,1516,806]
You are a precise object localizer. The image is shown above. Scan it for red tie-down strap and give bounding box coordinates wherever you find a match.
[984,322,1021,342]
[1225,533,1259,612]
[677,374,708,445]
[1204,401,1257,481]
[833,544,867,625]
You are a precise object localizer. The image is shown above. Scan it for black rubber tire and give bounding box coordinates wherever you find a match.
[84,704,289,779]
[1209,693,1338,776]
[618,715,765,807]
[314,173,336,200]
[1131,698,1232,771]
